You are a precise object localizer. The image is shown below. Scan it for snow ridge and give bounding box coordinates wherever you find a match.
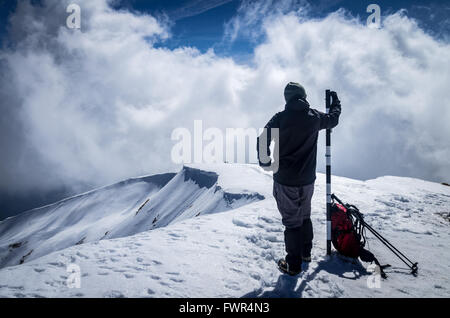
[0,165,264,269]
[0,164,449,298]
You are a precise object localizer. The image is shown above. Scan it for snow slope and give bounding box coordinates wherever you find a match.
[0,164,449,298]
[0,166,263,269]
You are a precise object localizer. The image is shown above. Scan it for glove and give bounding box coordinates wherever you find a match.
[330,91,340,107]
[259,160,275,172]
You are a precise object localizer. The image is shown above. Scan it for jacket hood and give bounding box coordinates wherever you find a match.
[285,97,310,112]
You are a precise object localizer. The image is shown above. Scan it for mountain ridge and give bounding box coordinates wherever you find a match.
[0,165,265,269]
[0,163,449,297]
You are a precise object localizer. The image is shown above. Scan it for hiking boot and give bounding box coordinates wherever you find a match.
[277,259,301,276]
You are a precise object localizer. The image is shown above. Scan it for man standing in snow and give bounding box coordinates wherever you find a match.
[257,82,341,276]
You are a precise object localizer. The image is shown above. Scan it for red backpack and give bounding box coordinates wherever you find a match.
[331,200,389,278]
[331,203,361,258]
[330,194,418,279]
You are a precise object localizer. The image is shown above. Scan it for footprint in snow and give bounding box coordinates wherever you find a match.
[76,252,89,259]
[125,265,145,272]
[112,269,126,273]
[249,272,261,280]
[99,265,113,270]
[232,218,253,228]
[48,262,65,268]
[105,290,125,298]
[263,235,281,243]
[168,232,184,238]
[166,272,180,276]
[396,288,409,295]
[258,216,276,224]
[224,282,240,291]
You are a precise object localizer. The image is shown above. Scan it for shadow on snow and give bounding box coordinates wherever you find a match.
[242,253,370,298]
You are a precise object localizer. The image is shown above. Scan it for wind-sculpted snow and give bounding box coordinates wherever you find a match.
[0,164,449,298]
[0,165,265,269]
[105,166,265,238]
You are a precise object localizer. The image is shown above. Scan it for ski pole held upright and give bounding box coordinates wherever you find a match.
[326,89,332,256]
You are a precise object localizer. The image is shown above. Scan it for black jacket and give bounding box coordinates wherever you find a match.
[257,96,341,186]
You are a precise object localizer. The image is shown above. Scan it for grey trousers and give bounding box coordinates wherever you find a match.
[273,181,315,271]
[273,181,314,229]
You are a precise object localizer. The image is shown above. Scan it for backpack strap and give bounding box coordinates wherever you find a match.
[359,248,390,279]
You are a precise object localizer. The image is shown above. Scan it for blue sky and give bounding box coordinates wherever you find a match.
[123,1,448,45]
[1,0,449,57]
[117,0,450,59]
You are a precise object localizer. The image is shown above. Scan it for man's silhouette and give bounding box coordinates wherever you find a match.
[257,82,341,275]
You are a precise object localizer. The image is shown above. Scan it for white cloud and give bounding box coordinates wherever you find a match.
[1,0,449,200]
[245,9,450,181]
[223,0,309,43]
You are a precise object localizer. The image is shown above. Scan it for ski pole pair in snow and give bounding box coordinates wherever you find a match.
[325,90,418,277]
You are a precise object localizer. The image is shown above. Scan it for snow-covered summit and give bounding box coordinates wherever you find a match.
[0,165,264,269]
[0,164,449,298]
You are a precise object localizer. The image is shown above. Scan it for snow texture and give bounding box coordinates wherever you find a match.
[0,164,449,298]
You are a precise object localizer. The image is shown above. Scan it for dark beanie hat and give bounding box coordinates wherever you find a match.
[284,82,307,102]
